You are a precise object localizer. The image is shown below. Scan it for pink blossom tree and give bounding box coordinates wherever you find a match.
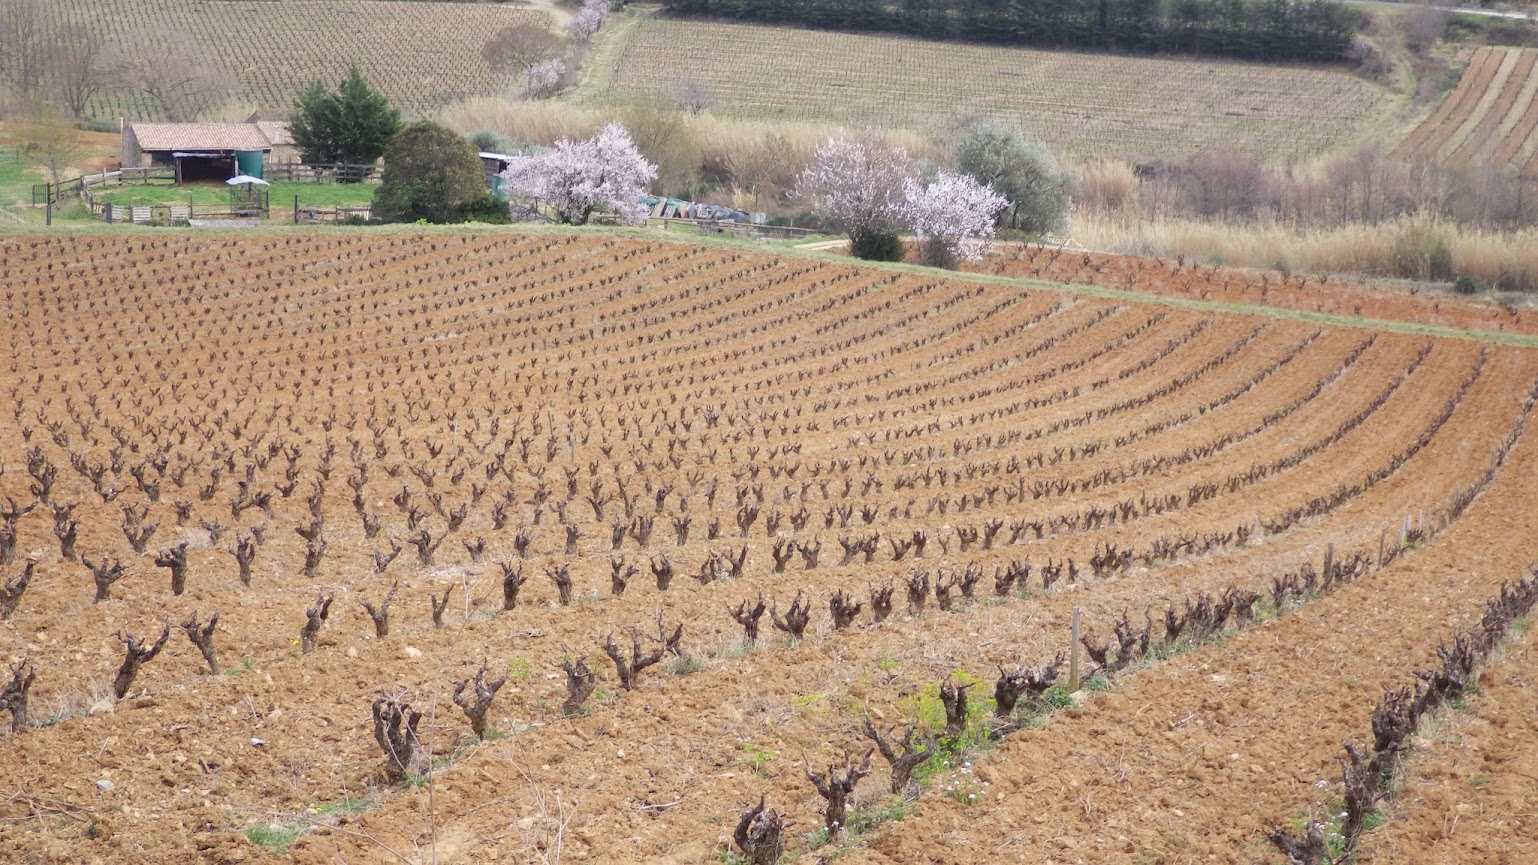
[796,134,914,261]
[499,122,657,226]
[903,171,1008,268]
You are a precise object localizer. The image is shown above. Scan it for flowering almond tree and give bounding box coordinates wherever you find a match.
[570,0,610,41]
[796,135,914,261]
[524,57,567,99]
[500,123,658,225]
[903,171,1008,268]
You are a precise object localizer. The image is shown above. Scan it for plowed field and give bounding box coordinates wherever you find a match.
[0,231,1535,865]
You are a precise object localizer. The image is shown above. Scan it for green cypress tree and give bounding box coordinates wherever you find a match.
[289,65,402,176]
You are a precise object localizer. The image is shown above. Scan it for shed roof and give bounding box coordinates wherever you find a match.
[129,122,283,152]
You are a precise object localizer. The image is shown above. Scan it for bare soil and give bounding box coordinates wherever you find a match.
[0,231,1534,865]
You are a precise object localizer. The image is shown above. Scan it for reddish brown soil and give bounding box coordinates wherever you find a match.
[0,231,1534,865]
[964,244,1538,337]
[1358,622,1538,865]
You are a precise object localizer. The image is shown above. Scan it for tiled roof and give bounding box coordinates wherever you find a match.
[129,123,278,151]
[255,122,295,147]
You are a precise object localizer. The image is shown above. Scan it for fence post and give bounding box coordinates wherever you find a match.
[45,201,51,226]
[1069,607,1082,691]
[294,195,300,224]
[104,202,112,224]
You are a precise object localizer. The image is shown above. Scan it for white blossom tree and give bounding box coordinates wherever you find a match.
[903,171,1008,268]
[796,135,914,261]
[499,122,657,226]
[523,57,567,99]
[569,0,609,42]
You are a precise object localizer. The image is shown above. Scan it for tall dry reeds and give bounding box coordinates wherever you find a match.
[1074,212,1538,292]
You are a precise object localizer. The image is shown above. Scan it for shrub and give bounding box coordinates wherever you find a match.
[954,120,1074,234]
[372,121,492,224]
[467,129,511,154]
[849,230,904,262]
[458,194,512,224]
[1452,274,1480,296]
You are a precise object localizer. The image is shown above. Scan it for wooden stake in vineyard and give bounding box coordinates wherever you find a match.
[1069,607,1082,691]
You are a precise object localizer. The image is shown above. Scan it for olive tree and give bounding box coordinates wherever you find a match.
[954,120,1075,234]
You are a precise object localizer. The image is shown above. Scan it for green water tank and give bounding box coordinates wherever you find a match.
[234,150,264,179]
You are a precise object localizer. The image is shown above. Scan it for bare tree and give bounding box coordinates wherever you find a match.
[19,108,84,186]
[480,23,562,92]
[46,24,105,118]
[733,796,788,865]
[727,131,806,207]
[673,76,714,116]
[0,0,49,99]
[103,29,236,121]
[372,696,421,782]
[113,626,170,699]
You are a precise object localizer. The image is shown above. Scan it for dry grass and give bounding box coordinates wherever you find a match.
[1074,212,1538,292]
[576,15,1398,163]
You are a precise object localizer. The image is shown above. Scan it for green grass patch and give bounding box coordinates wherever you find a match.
[244,793,376,852]
[507,656,534,680]
[93,180,376,210]
[245,821,306,853]
[0,158,37,203]
[791,692,827,710]
[738,741,775,775]
[902,672,997,786]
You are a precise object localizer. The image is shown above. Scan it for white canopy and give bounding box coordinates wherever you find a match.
[226,175,270,186]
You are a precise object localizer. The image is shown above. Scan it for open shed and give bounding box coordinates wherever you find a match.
[121,122,292,182]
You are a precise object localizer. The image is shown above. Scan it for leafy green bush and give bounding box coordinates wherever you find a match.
[849,229,904,262]
[372,122,494,224]
[1453,274,1480,296]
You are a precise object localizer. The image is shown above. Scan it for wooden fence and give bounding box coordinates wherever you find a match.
[91,201,262,224]
[34,167,174,205]
[293,202,372,224]
[265,162,379,184]
[648,217,817,240]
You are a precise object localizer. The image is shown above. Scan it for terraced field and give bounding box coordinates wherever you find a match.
[1395,45,1538,175]
[0,231,1534,865]
[580,15,1396,162]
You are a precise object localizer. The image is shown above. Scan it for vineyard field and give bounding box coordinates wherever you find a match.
[27,0,545,119]
[0,231,1536,865]
[964,243,1538,337]
[581,16,1396,162]
[1394,45,1538,175]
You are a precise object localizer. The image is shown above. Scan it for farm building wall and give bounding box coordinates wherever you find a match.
[120,122,146,168]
